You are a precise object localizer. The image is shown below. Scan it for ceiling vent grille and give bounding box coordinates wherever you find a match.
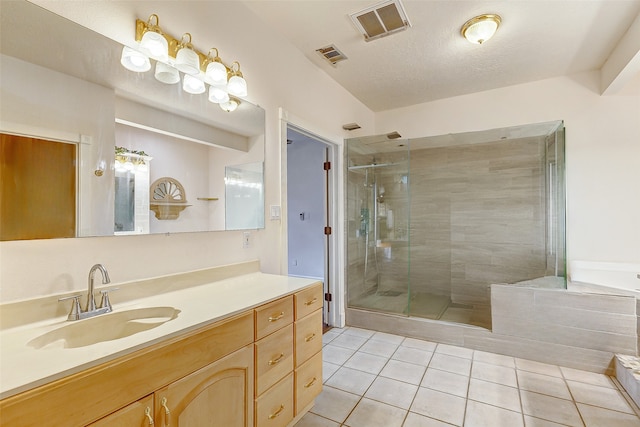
[350,0,411,42]
[316,44,348,66]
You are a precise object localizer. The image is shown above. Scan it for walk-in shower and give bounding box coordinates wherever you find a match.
[346,121,566,329]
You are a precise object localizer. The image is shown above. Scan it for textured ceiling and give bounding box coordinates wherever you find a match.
[244,0,640,112]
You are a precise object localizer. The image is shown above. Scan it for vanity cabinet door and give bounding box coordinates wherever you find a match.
[87,394,154,427]
[154,344,254,427]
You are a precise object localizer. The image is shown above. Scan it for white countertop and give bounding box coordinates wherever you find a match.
[0,270,320,399]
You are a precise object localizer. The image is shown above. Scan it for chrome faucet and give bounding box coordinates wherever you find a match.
[59,264,117,321]
[87,264,110,312]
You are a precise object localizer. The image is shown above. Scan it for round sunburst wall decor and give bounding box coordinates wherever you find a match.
[149,177,191,220]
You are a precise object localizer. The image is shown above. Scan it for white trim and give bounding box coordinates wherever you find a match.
[279,108,346,328]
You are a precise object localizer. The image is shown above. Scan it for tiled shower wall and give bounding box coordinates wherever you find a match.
[410,137,548,308]
[347,136,552,314]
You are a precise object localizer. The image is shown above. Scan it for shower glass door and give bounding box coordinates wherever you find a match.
[346,135,410,316]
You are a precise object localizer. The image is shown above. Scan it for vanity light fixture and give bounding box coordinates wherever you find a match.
[209,85,230,104]
[220,98,240,113]
[121,14,249,112]
[183,74,206,94]
[461,14,501,44]
[155,61,180,84]
[138,14,169,61]
[174,33,200,75]
[120,46,151,72]
[205,48,228,86]
[227,62,247,97]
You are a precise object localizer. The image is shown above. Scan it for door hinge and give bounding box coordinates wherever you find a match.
[324,226,332,235]
[324,292,332,302]
[323,161,331,171]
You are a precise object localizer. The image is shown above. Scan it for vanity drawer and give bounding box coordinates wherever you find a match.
[295,351,323,415]
[255,373,294,427]
[255,324,293,396]
[294,310,323,367]
[294,283,323,320]
[255,296,293,340]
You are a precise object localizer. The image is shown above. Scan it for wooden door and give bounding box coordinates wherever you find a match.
[0,133,76,240]
[154,345,254,427]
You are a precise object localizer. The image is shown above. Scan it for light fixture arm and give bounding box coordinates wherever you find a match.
[179,33,194,49]
[231,61,243,77]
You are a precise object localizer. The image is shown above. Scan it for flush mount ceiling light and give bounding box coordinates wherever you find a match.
[120,14,249,112]
[461,14,501,45]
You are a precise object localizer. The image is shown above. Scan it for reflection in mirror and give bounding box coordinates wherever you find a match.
[0,0,266,241]
[114,148,151,235]
[225,162,265,230]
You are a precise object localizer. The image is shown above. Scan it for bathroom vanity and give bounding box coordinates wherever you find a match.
[0,262,323,426]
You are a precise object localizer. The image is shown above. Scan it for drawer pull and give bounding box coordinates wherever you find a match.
[145,407,155,426]
[304,297,318,306]
[268,404,285,419]
[268,353,285,365]
[268,312,285,322]
[304,377,317,388]
[305,333,316,342]
[161,397,171,426]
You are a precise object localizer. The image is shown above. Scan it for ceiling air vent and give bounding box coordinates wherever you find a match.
[316,44,348,66]
[350,0,411,42]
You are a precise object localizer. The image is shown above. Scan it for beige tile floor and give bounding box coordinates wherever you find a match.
[294,327,640,427]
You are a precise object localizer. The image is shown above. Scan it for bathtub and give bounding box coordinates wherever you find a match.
[569,261,640,297]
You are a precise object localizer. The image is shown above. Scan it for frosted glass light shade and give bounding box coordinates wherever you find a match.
[208,85,229,104]
[140,31,169,61]
[183,74,205,94]
[461,14,501,45]
[155,61,180,84]
[227,75,247,97]
[220,99,239,113]
[175,47,200,75]
[120,46,151,72]
[205,61,228,85]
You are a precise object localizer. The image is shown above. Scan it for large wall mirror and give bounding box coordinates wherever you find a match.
[0,0,265,241]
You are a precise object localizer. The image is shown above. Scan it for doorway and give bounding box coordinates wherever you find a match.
[285,125,336,329]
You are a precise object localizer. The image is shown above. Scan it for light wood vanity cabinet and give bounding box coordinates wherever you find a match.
[153,344,254,427]
[88,395,155,427]
[293,285,323,416]
[0,282,322,427]
[253,283,324,427]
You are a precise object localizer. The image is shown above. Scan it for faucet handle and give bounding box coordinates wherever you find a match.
[59,294,82,321]
[99,288,119,311]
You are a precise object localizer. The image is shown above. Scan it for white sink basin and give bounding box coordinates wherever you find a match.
[28,306,180,349]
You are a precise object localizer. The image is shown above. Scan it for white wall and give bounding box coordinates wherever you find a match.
[0,1,374,303]
[375,72,640,269]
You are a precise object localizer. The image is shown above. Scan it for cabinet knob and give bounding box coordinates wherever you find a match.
[268,312,285,322]
[305,333,316,343]
[161,397,171,426]
[304,377,317,388]
[144,406,155,426]
[304,297,318,306]
[268,404,285,420]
